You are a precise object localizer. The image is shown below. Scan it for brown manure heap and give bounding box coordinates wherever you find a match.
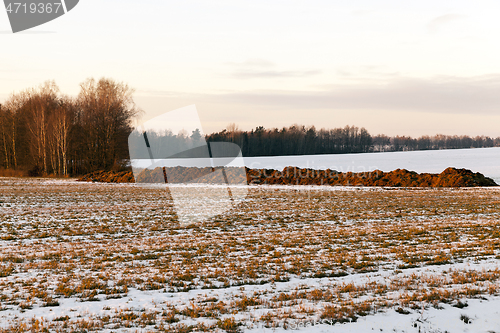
[78,166,497,187]
[77,170,135,183]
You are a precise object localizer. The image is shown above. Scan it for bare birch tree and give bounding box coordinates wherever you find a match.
[49,97,73,175]
[77,78,139,171]
[23,81,59,175]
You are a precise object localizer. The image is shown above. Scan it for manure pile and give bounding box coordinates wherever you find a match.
[78,166,497,187]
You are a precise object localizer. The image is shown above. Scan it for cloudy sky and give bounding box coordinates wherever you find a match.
[1,0,500,136]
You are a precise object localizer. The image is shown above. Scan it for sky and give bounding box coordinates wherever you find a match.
[1,0,500,137]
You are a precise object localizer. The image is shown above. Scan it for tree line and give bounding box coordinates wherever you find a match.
[206,124,500,157]
[0,78,138,176]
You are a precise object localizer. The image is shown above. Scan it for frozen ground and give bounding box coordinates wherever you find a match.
[2,261,500,332]
[1,178,500,332]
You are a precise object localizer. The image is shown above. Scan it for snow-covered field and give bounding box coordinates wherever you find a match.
[144,147,500,184]
[241,147,500,184]
[1,178,500,332]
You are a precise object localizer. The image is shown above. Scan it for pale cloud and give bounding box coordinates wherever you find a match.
[216,75,500,114]
[143,74,500,115]
[226,58,321,79]
[350,9,375,16]
[225,58,321,79]
[231,70,322,79]
[334,66,400,81]
[427,14,466,34]
[225,59,276,68]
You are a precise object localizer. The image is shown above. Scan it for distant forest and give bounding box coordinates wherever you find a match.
[1,80,500,176]
[206,124,500,157]
[131,124,500,160]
